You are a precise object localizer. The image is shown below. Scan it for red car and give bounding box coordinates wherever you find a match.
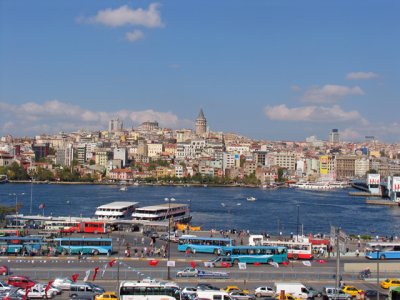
[0,265,9,276]
[7,276,36,289]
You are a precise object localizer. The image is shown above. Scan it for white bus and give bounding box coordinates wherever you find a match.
[262,241,313,260]
[119,279,181,300]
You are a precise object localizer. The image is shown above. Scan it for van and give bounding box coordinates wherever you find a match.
[196,290,233,300]
[274,282,311,299]
[7,276,36,289]
[69,282,105,299]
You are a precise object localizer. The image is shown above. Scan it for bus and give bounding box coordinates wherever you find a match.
[365,242,400,260]
[119,279,181,300]
[262,241,314,260]
[177,236,234,254]
[44,220,108,234]
[53,237,113,255]
[222,245,288,264]
[0,236,45,255]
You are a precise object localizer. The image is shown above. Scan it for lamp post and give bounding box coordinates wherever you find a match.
[335,227,341,296]
[30,178,34,214]
[164,197,175,280]
[375,245,380,300]
[296,205,300,241]
[9,193,25,227]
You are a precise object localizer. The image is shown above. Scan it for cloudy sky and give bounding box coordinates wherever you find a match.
[0,1,399,142]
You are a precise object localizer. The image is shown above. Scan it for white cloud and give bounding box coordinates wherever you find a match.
[125,30,144,42]
[264,104,368,124]
[302,84,365,104]
[346,72,379,80]
[88,4,163,28]
[0,100,191,136]
[290,85,301,92]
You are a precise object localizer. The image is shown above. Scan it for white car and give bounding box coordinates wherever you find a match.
[254,286,275,297]
[17,284,60,299]
[0,280,11,292]
[51,277,73,290]
[182,286,197,295]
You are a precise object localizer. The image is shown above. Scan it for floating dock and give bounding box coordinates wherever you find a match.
[365,198,399,206]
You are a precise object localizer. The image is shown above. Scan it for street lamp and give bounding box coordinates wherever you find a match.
[164,197,176,280]
[296,205,300,241]
[375,245,381,300]
[9,193,25,227]
[30,178,34,214]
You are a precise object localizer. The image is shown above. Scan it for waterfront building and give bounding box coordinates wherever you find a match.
[195,109,207,136]
[355,157,370,178]
[109,168,134,181]
[274,151,296,171]
[335,155,357,180]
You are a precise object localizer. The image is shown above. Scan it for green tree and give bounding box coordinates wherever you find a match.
[6,162,29,180]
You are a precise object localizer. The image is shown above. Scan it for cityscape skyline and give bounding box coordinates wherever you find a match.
[1,1,399,142]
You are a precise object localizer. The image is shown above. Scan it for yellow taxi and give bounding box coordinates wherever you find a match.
[95,292,119,300]
[223,285,250,294]
[275,294,302,300]
[380,278,400,289]
[342,286,364,296]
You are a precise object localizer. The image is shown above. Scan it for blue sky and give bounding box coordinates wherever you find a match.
[1,1,399,142]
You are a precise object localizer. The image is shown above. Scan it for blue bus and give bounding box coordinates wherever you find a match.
[365,242,400,260]
[222,245,288,264]
[177,236,234,254]
[0,236,45,255]
[53,237,113,255]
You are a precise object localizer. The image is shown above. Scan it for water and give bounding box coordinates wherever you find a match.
[1,183,399,237]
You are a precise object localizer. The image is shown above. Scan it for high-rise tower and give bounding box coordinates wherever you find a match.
[195,109,207,135]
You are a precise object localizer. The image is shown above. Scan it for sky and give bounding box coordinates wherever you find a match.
[0,1,399,142]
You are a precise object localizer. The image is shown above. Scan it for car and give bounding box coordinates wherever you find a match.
[196,283,221,291]
[229,291,256,300]
[0,280,11,292]
[0,266,9,276]
[177,268,229,279]
[7,276,36,289]
[51,277,74,290]
[95,291,119,299]
[207,256,233,268]
[2,287,24,300]
[274,294,302,300]
[322,287,352,300]
[342,286,364,297]
[306,286,323,298]
[254,286,275,297]
[364,290,388,300]
[223,286,250,295]
[16,283,60,299]
[380,278,400,289]
[182,287,198,295]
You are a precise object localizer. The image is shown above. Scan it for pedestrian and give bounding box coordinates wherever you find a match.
[355,249,360,257]
[358,239,361,248]
[319,247,324,258]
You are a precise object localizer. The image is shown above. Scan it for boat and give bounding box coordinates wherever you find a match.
[0,175,8,184]
[246,197,257,201]
[131,203,192,223]
[94,201,139,220]
[290,181,349,191]
[119,186,128,191]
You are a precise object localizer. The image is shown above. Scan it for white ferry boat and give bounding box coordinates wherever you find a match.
[290,181,349,191]
[246,196,257,201]
[95,201,139,220]
[131,203,191,223]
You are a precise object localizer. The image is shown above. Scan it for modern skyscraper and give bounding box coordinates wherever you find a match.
[109,118,123,132]
[329,129,340,143]
[195,109,207,136]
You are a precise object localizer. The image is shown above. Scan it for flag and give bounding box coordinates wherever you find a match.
[190,261,196,268]
[302,261,312,267]
[39,203,45,209]
[238,262,247,270]
[84,270,90,282]
[254,262,261,266]
[269,261,279,268]
[71,274,79,282]
[109,259,117,267]
[221,262,231,268]
[23,282,35,300]
[149,260,159,266]
[92,267,99,281]
[317,259,327,264]
[282,261,289,266]
[45,280,54,298]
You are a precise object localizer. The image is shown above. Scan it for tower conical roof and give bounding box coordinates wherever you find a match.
[197,109,206,120]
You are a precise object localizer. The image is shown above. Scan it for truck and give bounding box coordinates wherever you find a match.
[274,282,311,299]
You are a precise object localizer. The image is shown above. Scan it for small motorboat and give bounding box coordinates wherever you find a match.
[246,196,256,201]
[119,186,128,191]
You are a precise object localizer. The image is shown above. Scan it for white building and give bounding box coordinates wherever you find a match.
[147,143,163,158]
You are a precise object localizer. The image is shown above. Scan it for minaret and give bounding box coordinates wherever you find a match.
[195,109,207,136]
